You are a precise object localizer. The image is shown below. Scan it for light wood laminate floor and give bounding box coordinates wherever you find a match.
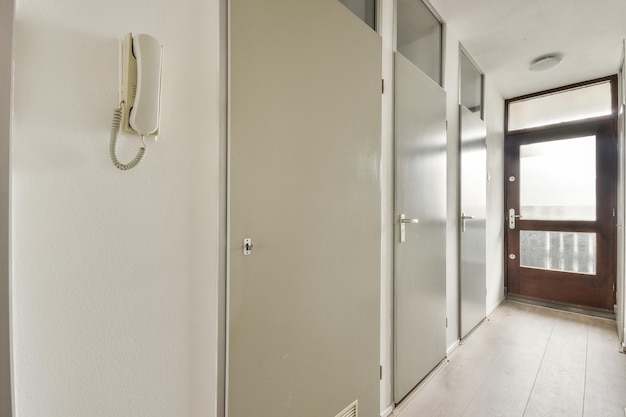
[394,300,626,417]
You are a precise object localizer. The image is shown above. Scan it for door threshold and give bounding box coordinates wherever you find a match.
[506,294,615,320]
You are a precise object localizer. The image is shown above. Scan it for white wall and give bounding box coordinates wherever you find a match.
[484,77,505,314]
[1,0,14,415]
[11,1,222,416]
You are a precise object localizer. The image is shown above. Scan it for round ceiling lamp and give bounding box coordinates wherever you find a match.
[529,54,562,72]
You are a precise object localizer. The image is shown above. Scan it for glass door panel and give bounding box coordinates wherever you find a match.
[520,231,597,275]
[520,136,596,221]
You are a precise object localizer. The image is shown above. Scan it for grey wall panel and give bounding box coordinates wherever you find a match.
[394,52,447,404]
[228,1,382,416]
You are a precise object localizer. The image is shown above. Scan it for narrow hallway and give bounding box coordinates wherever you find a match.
[394,301,626,417]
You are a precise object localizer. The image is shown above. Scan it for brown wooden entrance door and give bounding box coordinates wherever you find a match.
[505,118,617,312]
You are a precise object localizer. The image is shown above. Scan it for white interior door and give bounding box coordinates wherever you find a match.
[228,1,382,416]
[394,52,447,404]
[459,105,487,338]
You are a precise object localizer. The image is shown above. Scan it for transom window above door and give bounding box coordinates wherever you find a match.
[396,0,443,86]
[338,0,376,29]
[460,49,483,118]
[507,79,613,131]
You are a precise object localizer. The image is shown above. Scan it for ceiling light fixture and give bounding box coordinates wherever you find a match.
[529,54,562,72]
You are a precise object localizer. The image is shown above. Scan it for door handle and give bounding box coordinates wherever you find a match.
[401,218,419,224]
[399,214,419,243]
[508,208,522,229]
[461,213,474,233]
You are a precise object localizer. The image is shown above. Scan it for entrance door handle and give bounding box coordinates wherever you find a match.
[461,213,474,233]
[508,208,522,229]
[399,214,419,243]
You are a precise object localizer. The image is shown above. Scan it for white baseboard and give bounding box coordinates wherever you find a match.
[380,404,394,417]
[487,296,506,317]
[446,339,460,356]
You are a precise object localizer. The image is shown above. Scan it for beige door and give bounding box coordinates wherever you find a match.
[228,1,382,416]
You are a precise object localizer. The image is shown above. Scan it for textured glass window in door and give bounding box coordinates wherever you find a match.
[520,136,596,221]
[520,231,596,275]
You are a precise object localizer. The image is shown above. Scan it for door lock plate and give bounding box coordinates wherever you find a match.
[508,208,522,229]
[243,238,253,255]
[399,214,419,243]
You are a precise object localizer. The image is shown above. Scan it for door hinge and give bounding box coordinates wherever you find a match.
[445,317,448,328]
[446,120,448,130]
[613,207,616,217]
[380,365,383,380]
[382,79,385,94]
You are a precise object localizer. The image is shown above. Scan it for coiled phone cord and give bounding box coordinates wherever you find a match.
[109,104,147,170]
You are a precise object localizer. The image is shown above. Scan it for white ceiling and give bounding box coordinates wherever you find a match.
[429,0,626,98]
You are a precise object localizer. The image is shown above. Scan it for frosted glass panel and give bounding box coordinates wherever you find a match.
[460,51,482,115]
[509,82,611,131]
[397,0,442,85]
[338,0,376,29]
[520,231,596,275]
[520,136,596,220]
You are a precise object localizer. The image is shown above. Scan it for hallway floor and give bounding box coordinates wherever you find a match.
[393,300,626,417]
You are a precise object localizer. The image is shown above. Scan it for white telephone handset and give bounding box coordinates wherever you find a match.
[110,33,163,170]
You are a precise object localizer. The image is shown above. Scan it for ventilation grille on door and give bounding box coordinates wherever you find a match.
[335,400,358,417]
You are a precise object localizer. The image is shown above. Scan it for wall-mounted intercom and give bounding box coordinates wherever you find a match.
[110,33,163,170]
